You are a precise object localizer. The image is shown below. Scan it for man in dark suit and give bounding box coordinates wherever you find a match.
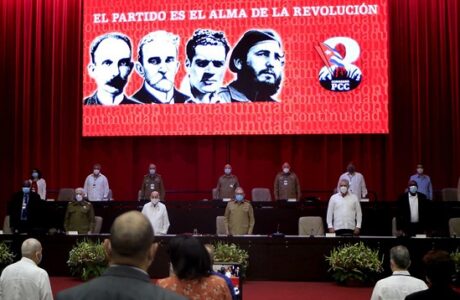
[406,250,460,300]
[56,211,185,300]
[396,180,431,236]
[83,33,141,105]
[132,31,189,104]
[8,180,44,233]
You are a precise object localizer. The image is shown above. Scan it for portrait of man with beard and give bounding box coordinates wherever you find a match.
[132,31,190,104]
[84,32,141,105]
[219,29,285,103]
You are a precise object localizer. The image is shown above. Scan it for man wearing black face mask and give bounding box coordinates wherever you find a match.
[7,180,43,233]
[84,32,141,105]
[396,180,431,237]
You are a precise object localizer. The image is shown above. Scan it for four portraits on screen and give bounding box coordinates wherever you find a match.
[83,29,285,106]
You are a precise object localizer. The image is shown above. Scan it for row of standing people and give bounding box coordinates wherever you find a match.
[7,172,433,237]
[25,162,434,203]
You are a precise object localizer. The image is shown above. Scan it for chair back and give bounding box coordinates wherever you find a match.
[251,188,272,202]
[392,217,398,236]
[3,215,12,234]
[57,188,75,201]
[442,188,458,201]
[449,218,460,236]
[298,216,324,235]
[93,216,103,234]
[216,216,226,235]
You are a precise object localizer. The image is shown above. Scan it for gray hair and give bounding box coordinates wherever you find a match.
[390,245,411,269]
[21,238,42,258]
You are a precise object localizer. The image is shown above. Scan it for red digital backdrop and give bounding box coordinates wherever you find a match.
[83,0,389,136]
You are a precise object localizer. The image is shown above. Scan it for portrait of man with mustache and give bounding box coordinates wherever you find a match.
[219,29,285,103]
[132,31,190,104]
[84,32,141,105]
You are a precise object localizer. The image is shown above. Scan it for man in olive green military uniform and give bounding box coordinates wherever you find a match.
[216,164,239,199]
[274,162,301,201]
[224,187,255,235]
[64,188,95,234]
[140,163,165,201]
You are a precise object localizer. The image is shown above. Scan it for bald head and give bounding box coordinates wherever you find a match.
[21,238,42,263]
[109,211,154,263]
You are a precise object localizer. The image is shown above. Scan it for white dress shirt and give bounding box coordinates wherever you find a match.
[141,201,170,235]
[83,173,109,201]
[408,193,419,223]
[327,192,362,230]
[0,257,53,300]
[370,270,428,300]
[338,172,368,199]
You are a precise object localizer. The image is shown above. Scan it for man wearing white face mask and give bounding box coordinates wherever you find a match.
[83,163,110,201]
[140,163,165,201]
[216,164,239,200]
[0,238,53,300]
[396,180,430,236]
[274,162,301,201]
[64,187,95,234]
[141,191,170,235]
[326,179,362,236]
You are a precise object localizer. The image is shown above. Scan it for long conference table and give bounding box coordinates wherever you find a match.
[2,200,460,281]
[1,234,459,281]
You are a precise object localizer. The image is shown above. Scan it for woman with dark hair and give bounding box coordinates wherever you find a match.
[158,236,232,300]
[29,168,46,200]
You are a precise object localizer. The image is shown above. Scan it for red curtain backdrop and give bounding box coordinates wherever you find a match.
[0,0,459,215]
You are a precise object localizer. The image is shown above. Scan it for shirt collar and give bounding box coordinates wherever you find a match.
[392,270,410,276]
[21,257,37,266]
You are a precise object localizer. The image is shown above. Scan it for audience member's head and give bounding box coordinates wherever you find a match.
[104,211,157,271]
[167,235,212,280]
[422,249,455,286]
[390,245,411,271]
[21,238,43,265]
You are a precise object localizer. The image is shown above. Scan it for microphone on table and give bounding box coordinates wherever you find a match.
[272,223,284,238]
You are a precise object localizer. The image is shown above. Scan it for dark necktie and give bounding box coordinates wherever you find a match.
[20,194,29,221]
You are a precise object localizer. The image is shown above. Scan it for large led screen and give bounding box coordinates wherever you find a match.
[83,0,389,136]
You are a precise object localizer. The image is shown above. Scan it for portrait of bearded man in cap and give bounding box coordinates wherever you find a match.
[219,29,285,103]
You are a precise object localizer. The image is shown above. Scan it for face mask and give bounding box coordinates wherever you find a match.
[149,169,156,175]
[409,186,417,194]
[151,198,160,205]
[417,168,423,174]
[93,169,100,176]
[224,168,231,175]
[22,187,30,193]
[75,194,83,201]
[283,168,290,174]
[339,186,348,194]
[235,194,244,202]
[32,172,38,178]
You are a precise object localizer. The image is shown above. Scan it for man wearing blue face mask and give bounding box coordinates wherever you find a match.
[7,180,43,233]
[216,164,239,200]
[396,180,431,237]
[224,187,255,235]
